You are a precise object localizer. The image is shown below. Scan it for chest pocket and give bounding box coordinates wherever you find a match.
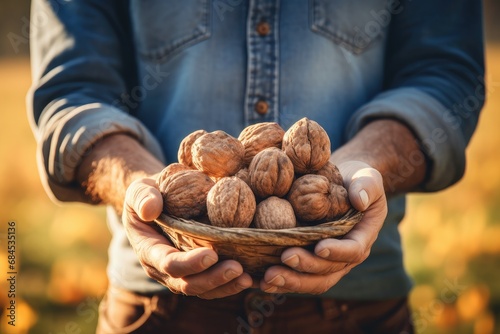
[130,0,211,62]
[310,0,392,54]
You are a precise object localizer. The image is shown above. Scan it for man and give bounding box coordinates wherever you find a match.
[28,0,484,332]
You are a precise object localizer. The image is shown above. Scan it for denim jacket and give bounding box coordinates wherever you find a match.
[28,0,485,299]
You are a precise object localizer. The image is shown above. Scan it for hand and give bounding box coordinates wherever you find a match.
[260,161,387,294]
[122,176,253,299]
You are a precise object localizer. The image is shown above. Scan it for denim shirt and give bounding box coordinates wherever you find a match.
[28,0,484,299]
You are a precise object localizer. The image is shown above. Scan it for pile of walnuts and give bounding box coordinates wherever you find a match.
[156,118,351,230]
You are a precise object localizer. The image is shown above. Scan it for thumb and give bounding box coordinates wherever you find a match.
[125,178,164,222]
[338,162,384,212]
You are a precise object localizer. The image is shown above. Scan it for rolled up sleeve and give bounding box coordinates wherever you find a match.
[345,88,468,191]
[345,0,485,192]
[36,103,164,203]
[27,0,164,203]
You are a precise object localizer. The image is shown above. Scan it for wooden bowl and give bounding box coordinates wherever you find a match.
[155,209,363,278]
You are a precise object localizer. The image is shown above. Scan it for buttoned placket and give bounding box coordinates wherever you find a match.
[244,0,280,126]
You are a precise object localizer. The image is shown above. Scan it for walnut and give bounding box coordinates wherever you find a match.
[158,170,214,219]
[207,177,256,228]
[316,161,344,186]
[253,196,296,229]
[287,174,350,223]
[329,184,352,219]
[177,129,207,168]
[248,147,294,199]
[191,131,245,178]
[282,117,331,174]
[156,163,192,188]
[238,122,285,165]
[235,167,250,186]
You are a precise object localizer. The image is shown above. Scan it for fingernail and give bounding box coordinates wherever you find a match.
[236,283,249,290]
[317,248,330,259]
[137,195,150,214]
[283,254,299,268]
[267,275,285,287]
[236,281,250,290]
[224,269,240,280]
[202,256,217,268]
[264,286,278,293]
[359,189,369,208]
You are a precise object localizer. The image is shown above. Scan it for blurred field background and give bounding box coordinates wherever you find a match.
[0,1,499,333]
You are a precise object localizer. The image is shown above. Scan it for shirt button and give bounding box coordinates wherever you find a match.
[255,100,269,115]
[256,22,271,36]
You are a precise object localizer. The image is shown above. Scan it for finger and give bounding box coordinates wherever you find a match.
[348,167,384,212]
[260,265,351,295]
[125,220,219,283]
[123,183,220,280]
[123,188,180,274]
[197,273,253,300]
[281,247,349,275]
[314,189,387,264]
[166,260,246,296]
[153,246,219,278]
[313,238,368,264]
[125,178,163,222]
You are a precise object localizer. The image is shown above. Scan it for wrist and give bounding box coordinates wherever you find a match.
[76,134,164,210]
[331,119,427,194]
[334,160,373,183]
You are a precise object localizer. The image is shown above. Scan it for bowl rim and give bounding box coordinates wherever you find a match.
[155,208,363,246]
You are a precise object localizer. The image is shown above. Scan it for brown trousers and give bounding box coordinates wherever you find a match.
[96,286,414,334]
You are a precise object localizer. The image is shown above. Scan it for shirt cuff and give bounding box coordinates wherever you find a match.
[38,103,166,203]
[345,87,467,192]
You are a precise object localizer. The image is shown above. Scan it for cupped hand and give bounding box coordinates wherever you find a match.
[122,176,253,299]
[260,161,388,294]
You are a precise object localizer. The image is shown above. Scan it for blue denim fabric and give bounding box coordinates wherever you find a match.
[28,0,485,299]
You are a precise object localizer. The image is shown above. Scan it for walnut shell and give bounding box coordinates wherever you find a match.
[207,177,256,228]
[282,118,331,174]
[287,174,350,223]
[156,163,192,188]
[316,161,344,186]
[238,122,285,165]
[191,131,245,178]
[248,147,294,199]
[253,196,297,229]
[158,170,215,219]
[329,184,352,219]
[287,175,332,222]
[178,129,207,168]
[235,167,250,186]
